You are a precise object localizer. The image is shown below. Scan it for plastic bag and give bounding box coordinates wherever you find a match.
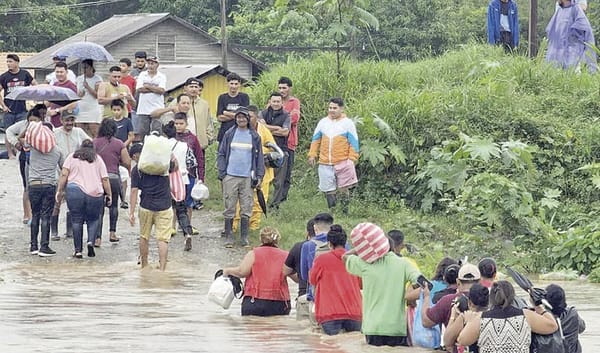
[208,276,235,309]
[413,291,441,349]
[138,134,173,176]
[531,316,565,353]
[169,169,185,202]
[191,182,209,200]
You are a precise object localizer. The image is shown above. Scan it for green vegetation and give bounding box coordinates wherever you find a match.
[245,45,600,278]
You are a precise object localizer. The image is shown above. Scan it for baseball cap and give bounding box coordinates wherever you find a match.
[234,106,249,117]
[458,263,481,281]
[185,77,202,86]
[146,55,159,63]
[60,111,77,120]
[134,51,147,59]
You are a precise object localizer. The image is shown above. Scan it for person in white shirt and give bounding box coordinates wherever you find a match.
[134,55,166,139]
[45,56,76,85]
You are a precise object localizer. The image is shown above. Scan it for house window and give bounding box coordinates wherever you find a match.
[157,34,176,62]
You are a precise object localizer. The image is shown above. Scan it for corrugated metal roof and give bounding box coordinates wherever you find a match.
[159,64,221,91]
[20,13,170,69]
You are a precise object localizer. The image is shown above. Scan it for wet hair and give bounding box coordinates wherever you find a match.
[444,264,460,285]
[129,143,143,158]
[278,76,293,87]
[433,257,458,281]
[327,224,347,248]
[162,121,176,139]
[259,226,281,246]
[177,93,190,103]
[329,97,344,107]
[28,104,47,120]
[469,283,490,309]
[388,229,405,248]
[54,62,68,70]
[109,65,121,73]
[72,139,96,163]
[174,112,188,122]
[270,92,283,100]
[306,218,316,238]
[111,99,125,109]
[6,53,19,62]
[546,284,567,316]
[226,72,242,82]
[490,280,515,309]
[119,58,132,67]
[478,258,497,279]
[97,119,117,139]
[247,105,259,116]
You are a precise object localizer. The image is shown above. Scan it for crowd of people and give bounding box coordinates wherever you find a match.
[222,216,586,351]
[487,0,596,72]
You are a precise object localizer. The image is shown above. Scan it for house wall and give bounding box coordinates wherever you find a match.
[166,72,230,115]
[102,19,253,79]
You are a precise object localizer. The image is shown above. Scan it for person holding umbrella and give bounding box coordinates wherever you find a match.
[47,62,78,128]
[75,59,103,137]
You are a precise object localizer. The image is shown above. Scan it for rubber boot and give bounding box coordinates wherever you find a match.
[325,193,337,210]
[340,193,350,215]
[224,218,234,248]
[240,216,250,247]
[50,215,59,239]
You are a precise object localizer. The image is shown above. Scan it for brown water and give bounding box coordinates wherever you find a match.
[0,260,598,353]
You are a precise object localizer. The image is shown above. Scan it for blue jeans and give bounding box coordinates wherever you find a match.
[65,183,103,252]
[28,184,56,250]
[321,319,361,335]
[98,175,120,237]
[3,111,27,129]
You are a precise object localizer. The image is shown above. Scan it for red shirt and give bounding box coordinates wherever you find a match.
[244,246,290,301]
[426,291,467,327]
[50,80,77,127]
[283,97,300,151]
[120,75,136,112]
[309,247,362,324]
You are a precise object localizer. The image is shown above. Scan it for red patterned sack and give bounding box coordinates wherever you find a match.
[169,168,185,202]
[350,222,390,263]
[25,121,56,153]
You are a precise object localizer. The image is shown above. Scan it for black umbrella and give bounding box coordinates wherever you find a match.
[506,266,551,309]
[256,188,267,217]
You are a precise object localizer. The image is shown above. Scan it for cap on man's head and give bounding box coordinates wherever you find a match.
[458,263,481,281]
[146,55,159,63]
[185,77,202,86]
[234,106,249,117]
[134,51,147,59]
[60,111,77,120]
[52,55,67,61]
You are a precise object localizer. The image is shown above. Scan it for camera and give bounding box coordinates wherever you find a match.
[453,295,469,313]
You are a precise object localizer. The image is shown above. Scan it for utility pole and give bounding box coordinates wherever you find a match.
[220,0,228,69]
[528,0,538,58]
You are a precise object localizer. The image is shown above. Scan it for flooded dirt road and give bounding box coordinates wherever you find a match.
[0,159,597,352]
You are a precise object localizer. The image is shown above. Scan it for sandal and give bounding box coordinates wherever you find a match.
[73,252,83,259]
[109,236,120,243]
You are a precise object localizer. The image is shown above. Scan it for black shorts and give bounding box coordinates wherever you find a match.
[241,296,290,317]
[365,335,409,347]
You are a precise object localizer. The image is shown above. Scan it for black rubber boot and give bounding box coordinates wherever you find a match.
[224,218,234,248]
[325,193,337,210]
[50,215,59,238]
[340,194,350,215]
[240,216,250,247]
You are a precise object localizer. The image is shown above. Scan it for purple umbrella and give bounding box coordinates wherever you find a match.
[53,41,113,62]
[6,85,80,106]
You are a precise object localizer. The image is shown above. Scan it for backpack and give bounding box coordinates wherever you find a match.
[311,238,330,264]
[531,315,566,353]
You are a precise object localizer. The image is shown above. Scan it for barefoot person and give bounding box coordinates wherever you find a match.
[129,144,175,271]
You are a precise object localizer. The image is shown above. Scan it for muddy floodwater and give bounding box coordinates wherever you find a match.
[0,159,597,352]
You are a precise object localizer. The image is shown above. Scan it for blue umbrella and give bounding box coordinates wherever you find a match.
[53,41,113,62]
[6,85,80,106]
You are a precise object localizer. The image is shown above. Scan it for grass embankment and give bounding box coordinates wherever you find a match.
[205,46,600,277]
